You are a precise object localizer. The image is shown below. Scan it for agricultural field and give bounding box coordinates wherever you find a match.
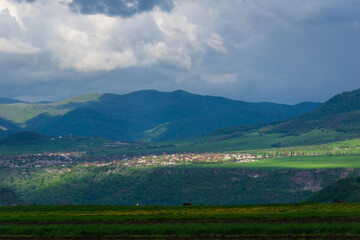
[107,129,350,155]
[229,155,360,169]
[1,203,360,239]
[2,130,360,206]
[0,129,350,156]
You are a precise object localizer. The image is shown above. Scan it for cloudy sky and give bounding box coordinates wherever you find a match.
[0,0,359,104]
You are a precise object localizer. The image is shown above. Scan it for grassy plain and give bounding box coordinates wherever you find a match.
[134,129,350,154]
[0,129,353,155]
[2,130,360,170]
[189,155,360,169]
[1,204,360,239]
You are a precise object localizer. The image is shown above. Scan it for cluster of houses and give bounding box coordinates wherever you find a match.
[116,152,263,168]
[0,152,265,169]
[0,153,74,168]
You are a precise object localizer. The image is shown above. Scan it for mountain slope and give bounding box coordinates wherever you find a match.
[313,89,360,117]
[202,88,360,148]
[81,90,320,126]
[266,89,360,136]
[70,90,320,141]
[26,108,140,140]
[0,117,22,138]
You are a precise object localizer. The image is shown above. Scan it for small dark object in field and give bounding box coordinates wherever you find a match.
[334,198,341,203]
[183,202,192,206]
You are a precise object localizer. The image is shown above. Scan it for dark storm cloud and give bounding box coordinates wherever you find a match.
[1,0,360,104]
[69,0,174,17]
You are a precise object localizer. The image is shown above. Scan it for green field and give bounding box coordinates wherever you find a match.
[131,129,350,154]
[173,155,360,169]
[232,155,360,169]
[0,136,109,154]
[1,203,360,239]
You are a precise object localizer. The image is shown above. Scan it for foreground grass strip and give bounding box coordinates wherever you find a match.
[2,204,360,238]
[1,223,360,236]
[3,218,360,225]
[2,236,360,240]
[2,203,360,222]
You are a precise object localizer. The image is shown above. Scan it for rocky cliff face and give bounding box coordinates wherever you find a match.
[1,167,358,205]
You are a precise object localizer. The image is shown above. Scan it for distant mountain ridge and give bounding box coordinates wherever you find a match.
[0,90,321,141]
[0,97,27,104]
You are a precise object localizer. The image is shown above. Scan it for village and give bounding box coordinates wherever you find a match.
[119,152,263,167]
[0,153,74,168]
[0,152,263,169]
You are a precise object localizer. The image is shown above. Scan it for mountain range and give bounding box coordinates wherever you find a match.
[0,90,321,141]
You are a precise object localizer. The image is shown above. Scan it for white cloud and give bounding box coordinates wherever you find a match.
[0,37,40,54]
[202,73,237,84]
[206,33,227,53]
[0,0,230,72]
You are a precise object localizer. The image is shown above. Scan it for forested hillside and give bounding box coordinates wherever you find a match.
[268,89,360,135]
[0,188,25,206]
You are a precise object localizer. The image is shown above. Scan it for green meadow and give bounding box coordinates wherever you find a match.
[1,204,360,239]
[235,155,360,169]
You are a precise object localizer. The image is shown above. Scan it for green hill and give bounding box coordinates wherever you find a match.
[0,188,25,206]
[0,103,68,124]
[308,177,360,203]
[313,89,360,117]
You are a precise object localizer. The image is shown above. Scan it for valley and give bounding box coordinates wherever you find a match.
[2,136,360,205]
[1,2,357,238]
[2,88,360,206]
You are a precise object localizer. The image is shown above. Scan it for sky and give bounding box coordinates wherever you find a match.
[0,0,359,104]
